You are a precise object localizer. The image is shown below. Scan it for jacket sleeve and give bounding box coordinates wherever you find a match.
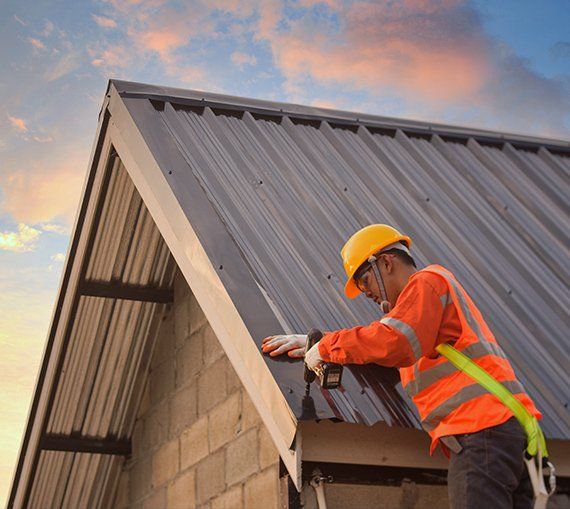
[318,273,445,367]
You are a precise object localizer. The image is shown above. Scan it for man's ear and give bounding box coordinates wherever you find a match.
[383,254,395,274]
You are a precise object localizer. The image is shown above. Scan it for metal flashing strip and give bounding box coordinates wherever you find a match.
[110,80,570,152]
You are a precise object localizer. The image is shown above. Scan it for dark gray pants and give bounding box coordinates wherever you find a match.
[447,418,533,509]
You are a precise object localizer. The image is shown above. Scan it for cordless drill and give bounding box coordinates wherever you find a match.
[304,328,343,392]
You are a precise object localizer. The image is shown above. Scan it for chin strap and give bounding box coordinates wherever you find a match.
[368,255,391,313]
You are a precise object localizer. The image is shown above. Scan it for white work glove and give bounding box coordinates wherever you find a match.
[262,334,307,358]
[304,342,323,372]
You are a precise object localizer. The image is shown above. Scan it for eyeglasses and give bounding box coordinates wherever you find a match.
[353,262,372,292]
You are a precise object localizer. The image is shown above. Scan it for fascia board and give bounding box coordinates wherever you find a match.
[106,85,301,488]
[300,421,570,477]
[300,421,447,470]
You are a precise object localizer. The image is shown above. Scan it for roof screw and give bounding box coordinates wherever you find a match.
[344,187,348,192]
[219,265,223,270]
[168,170,172,175]
[425,197,430,202]
[508,290,512,295]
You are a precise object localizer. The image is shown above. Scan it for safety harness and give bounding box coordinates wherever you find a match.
[366,258,556,508]
[437,343,556,509]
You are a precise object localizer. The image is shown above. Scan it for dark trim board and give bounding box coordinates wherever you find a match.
[41,435,131,456]
[80,280,174,303]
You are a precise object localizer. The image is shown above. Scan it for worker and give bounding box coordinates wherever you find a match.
[262,224,543,509]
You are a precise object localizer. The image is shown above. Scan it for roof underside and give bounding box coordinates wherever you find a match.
[20,156,176,508]
[113,81,569,438]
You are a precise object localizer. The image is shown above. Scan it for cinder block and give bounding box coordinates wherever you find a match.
[150,358,175,406]
[225,358,241,394]
[176,332,204,388]
[152,308,175,369]
[180,416,209,470]
[211,485,243,509]
[203,326,225,365]
[241,391,261,431]
[244,466,279,509]
[413,484,448,509]
[143,400,169,449]
[258,425,279,470]
[142,486,166,509]
[196,450,225,504]
[167,468,196,509]
[198,357,228,416]
[225,428,258,486]
[189,293,208,336]
[208,392,240,451]
[152,439,180,488]
[170,382,198,437]
[129,456,152,502]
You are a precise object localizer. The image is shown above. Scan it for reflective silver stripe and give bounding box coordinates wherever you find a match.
[422,380,526,432]
[440,293,449,308]
[380,316,422,361]
[405,342,508,398]
[427,268,490,346]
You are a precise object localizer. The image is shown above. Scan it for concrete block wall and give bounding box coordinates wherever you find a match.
[113,269,280,509]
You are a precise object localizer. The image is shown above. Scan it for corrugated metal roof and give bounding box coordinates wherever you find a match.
[114,80,569,438]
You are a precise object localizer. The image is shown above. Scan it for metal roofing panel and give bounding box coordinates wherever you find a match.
[117,83,568,438]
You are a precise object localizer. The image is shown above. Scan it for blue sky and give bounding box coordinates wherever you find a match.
[0,0,568,504]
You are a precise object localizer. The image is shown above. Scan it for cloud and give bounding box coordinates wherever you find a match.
[7,116,28,133]
[44,50,80,81]
[90,44,130,70]
[231,51,257,68]
[0,224,41,253]
[28,37,46,51]
[91,14,117,28]
[41,223,69,235]
[0,148,86,225]
[41,20,55,37]
[13,15,27,26]
[256,0,569,137]
[32,135,54,143]
[50,253,65,262]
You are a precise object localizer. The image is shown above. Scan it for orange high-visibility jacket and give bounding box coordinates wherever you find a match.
[318,264,541,453]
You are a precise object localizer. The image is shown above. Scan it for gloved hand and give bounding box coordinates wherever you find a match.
[262,334,307,358]
[304,342,323,371]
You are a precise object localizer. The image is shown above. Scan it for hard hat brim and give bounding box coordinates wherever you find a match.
[344,278,361,299]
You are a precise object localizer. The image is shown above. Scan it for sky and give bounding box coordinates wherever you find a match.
[0,0,568,504]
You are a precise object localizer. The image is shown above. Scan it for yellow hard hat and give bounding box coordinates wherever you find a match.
[341,224,412,299]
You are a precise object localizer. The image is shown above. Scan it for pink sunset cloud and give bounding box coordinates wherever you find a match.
[7,115,28,133]
[257,0,568,136]
[0,149,86,225]
[91,14,117,28]
[28,37,46,50]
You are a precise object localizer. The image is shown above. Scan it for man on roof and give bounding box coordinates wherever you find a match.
[262,224,544,509]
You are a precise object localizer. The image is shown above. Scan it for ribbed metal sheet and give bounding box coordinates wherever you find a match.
[28,160,176,507]
[126,88,569,438]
